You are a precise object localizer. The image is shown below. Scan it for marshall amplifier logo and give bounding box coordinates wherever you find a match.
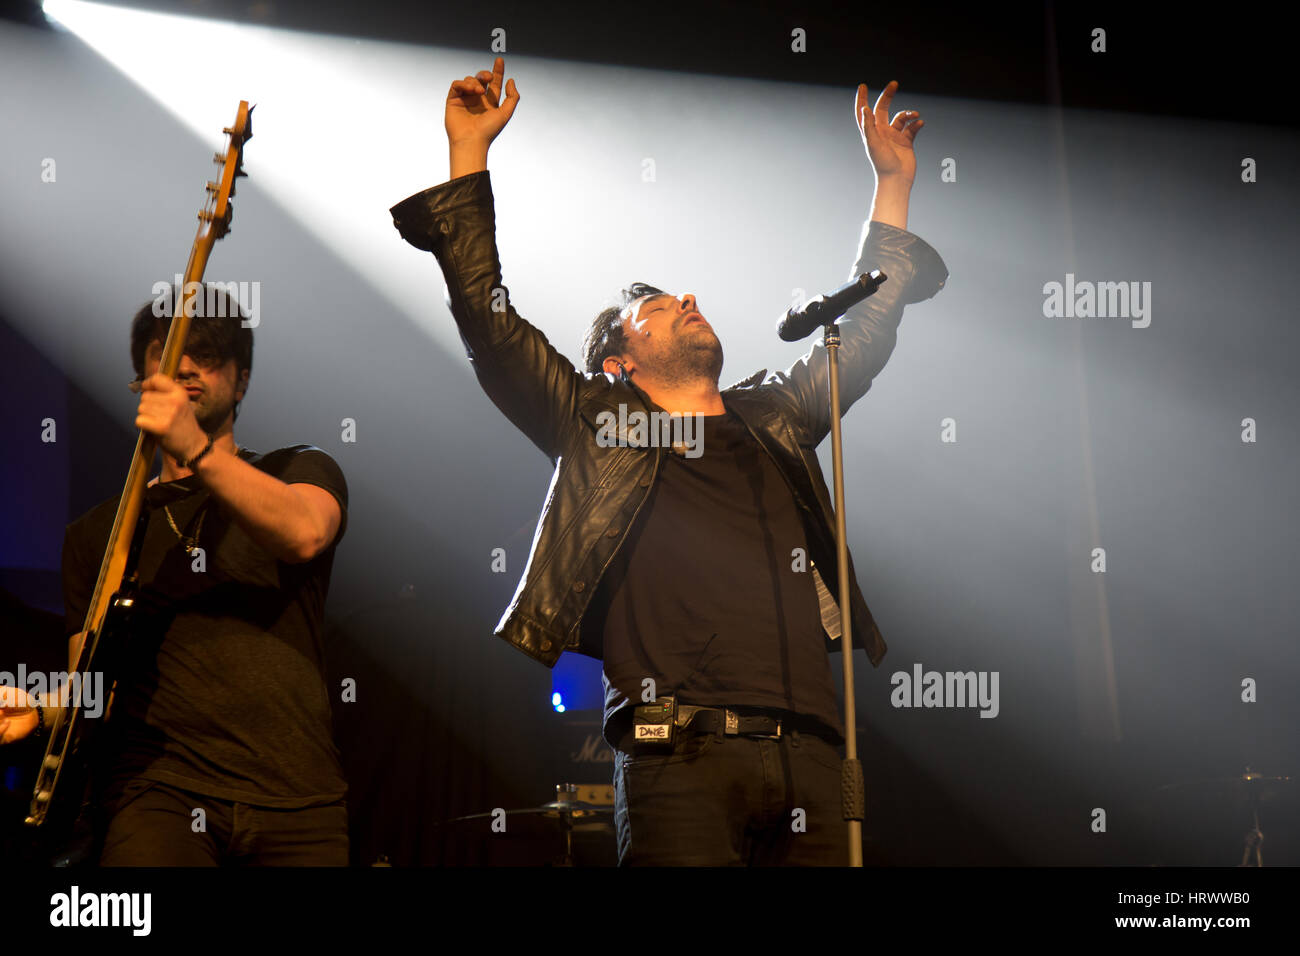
[570,733,615,763]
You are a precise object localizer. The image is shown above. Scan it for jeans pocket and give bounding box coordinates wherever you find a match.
[797,736,845,774]
[622,730,717,769]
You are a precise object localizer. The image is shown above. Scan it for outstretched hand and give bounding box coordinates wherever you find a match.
[446,55,520,147]
[856,80,923,184]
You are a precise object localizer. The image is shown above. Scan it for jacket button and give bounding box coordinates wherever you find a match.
[438,220,450,235]
[605,527,619,538]
[573,580,585,592]
[540,639,552,652]
[639,478,651,488]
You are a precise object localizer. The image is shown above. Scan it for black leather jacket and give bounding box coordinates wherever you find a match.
[390,171,947,671]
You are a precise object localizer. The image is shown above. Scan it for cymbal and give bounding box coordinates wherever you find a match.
[537,800,613,813]
[1155,772,1295,802]
[440,804,614,838]
[449,802,611,819]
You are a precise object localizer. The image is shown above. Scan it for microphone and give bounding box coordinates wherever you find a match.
[777,269,887,342]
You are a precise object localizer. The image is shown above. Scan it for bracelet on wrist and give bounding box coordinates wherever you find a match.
[180,434,215,471]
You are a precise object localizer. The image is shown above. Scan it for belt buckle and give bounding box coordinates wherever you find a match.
[724,709,784,739]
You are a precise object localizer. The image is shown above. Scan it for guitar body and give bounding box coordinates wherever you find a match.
[29,585,138,866]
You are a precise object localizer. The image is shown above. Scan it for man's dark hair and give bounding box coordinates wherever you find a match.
[130,283,254,419]
[582,281,665,376]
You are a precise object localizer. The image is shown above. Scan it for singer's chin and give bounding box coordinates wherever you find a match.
[695,339,723,382]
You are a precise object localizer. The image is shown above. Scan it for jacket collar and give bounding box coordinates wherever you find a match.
[578,369,774,446]
[578,374,661,448]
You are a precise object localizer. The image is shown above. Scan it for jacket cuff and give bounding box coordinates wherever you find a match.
[863,220,949,304]
[389,170,494,251]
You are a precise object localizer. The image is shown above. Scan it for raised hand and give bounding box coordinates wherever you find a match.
[136,373,208,466]
[445,55,520,147]
[855,80,923,185]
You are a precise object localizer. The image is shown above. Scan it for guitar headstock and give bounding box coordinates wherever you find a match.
[200,100,253,242]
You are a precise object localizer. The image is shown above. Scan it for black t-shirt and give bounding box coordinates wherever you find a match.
[62,445,348,809]
[586,407,842,746]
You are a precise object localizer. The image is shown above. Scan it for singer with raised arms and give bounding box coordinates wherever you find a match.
[389,57,947,865]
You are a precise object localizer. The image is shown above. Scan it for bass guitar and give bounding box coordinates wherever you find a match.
[24,102,253,853]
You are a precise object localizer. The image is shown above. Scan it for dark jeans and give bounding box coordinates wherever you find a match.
[97,778,349,866]
[613,726,851,865]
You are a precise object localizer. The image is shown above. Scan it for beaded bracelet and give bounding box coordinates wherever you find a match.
[182,434,216,471]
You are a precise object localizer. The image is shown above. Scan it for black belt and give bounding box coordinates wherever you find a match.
[675,705,834,741]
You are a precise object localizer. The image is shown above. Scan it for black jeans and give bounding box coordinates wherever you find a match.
[613,726,851,865]
[97,777,349,866]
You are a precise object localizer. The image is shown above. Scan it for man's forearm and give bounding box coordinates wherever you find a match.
[449,141,489,180]
[190,451,333,563]
[869,176,911,231]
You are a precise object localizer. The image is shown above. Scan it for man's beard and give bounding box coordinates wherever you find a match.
[645,330,724,388]
[192,392,236,434]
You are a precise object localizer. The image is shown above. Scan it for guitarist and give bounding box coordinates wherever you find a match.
[1,286,350,865]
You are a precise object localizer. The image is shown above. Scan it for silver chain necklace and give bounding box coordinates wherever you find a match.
[160,444,240,553]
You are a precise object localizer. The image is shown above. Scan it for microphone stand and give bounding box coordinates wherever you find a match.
[823,316,867,866]
[779,268,887,865]
[818,271,887,867]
